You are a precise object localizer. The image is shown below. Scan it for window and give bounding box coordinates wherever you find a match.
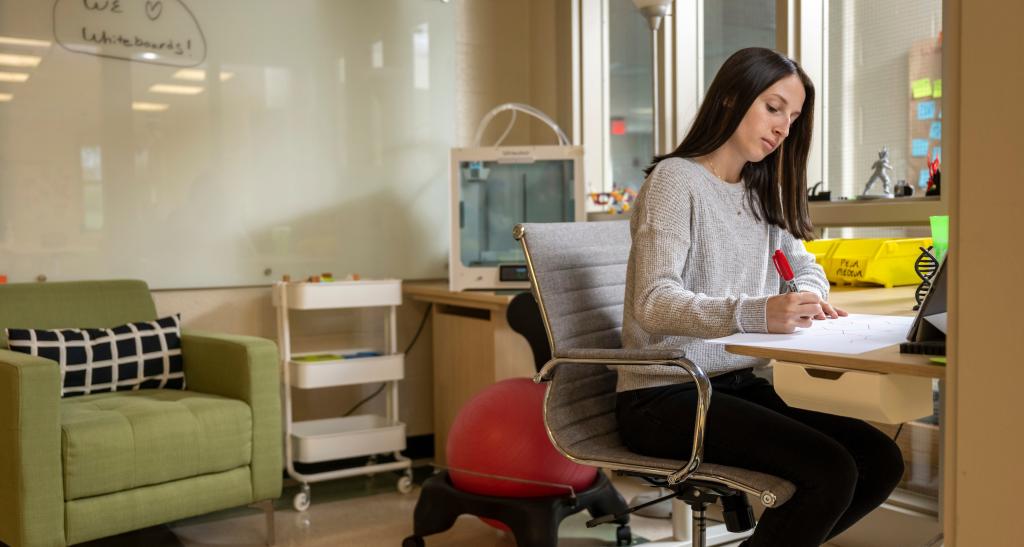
[607,0,654,192]
[702,0,777,93]
[826,0,943,200]
[821,0,944,499]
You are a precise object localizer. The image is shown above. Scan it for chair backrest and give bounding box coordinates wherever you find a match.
[514,220,631,357]
[514,221,631,461]
[0,280,157,347]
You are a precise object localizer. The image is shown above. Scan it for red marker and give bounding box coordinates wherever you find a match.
[772,249,799,293]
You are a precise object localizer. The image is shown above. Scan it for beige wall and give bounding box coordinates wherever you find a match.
[151,0,570,440]
[455,0,573,147]
[946,0,1024,544]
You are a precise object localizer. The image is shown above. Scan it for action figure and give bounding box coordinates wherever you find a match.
[862,146,894,196]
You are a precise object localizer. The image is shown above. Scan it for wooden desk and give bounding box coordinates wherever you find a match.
[726,286,945,380]
[726,284,944,502]
[402,281,534,463]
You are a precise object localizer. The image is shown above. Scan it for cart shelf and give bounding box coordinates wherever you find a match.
[289,352,405,389]
[274,279,402,310]
[291,415,407,463]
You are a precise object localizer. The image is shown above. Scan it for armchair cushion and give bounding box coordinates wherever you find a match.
[60,389,252,501]
[6,315,185,397]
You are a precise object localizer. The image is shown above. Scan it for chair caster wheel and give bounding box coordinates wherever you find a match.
[402,535,425,547]
[293,485,311,512]
[397,474,414,494]
[616,524,632,546]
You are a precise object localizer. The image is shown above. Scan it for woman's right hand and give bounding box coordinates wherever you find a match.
[766,292,825,333]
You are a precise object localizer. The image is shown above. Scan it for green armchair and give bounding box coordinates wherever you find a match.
[0,280,282,547]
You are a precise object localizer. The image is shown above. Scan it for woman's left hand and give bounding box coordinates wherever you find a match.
[812,297,848,320]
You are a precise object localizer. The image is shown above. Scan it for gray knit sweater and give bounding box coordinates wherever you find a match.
[616,157,829,392]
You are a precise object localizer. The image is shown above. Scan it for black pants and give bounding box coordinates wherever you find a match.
[616,368,905,547]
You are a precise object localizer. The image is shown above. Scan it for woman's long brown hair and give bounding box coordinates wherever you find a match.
[645,47,816,240]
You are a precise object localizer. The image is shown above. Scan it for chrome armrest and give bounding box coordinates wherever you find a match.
[534,354,711,487]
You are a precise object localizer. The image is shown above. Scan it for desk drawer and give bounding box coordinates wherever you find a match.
[773,361,933,424]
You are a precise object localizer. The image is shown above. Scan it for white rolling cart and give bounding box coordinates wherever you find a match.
[273,279,413,512]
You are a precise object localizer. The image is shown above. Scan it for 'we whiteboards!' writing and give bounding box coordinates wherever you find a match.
[54,0,207,67]
[80,28,193,56]
[83,0,166,21]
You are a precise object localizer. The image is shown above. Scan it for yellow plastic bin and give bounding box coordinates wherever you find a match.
[802,239,841,271]
[827,238,932,288]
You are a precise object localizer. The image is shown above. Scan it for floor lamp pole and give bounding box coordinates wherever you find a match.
[651,25,660,156]
[634,0,672,157]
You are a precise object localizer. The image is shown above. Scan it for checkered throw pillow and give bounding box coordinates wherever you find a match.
[5,315,185,397]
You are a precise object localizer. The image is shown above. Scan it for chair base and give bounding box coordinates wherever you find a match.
[668,498,753,547]
[403,471,631,547]
[592,477,757,547]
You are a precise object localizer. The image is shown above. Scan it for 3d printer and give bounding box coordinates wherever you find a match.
[449,104,585,291]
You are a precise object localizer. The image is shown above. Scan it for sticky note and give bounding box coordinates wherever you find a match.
[918,169,930,188]
[933,79,942,98]
[912,139,930,157]
[929,121,942,140]
[912,78,933,99]
[917,101,936,120]
[917,100,936,120]
[933,146,941,161]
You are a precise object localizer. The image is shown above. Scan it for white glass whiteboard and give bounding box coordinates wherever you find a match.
[0,0,454,288]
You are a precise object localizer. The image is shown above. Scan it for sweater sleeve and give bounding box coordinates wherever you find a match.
[780,229,831,300]
[630,162,770,338]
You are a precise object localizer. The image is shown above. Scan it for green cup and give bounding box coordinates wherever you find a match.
[929,215,949,263]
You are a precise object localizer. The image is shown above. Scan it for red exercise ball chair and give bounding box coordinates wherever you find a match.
[403,293,631,547]
[447,377,599,531]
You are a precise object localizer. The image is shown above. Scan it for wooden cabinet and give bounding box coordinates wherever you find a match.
[403,281,534,464]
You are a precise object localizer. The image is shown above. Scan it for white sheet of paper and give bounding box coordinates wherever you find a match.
[705,314,915,355]
[924,312,948,334]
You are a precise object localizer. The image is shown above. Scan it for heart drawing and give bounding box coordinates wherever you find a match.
[145,0,163,21]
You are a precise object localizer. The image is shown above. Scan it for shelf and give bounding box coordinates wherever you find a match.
[273,279,402,310]
[291,415,406,463]
[809,197,945,228]
[584,196,946,228]
[289,353,404,389]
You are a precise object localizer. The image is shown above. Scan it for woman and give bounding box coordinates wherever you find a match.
[617,47,904,546]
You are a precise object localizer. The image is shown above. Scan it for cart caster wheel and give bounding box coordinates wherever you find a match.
[616,524,632,546]
[402,535,425,547]
[293,486,311,512]
[397,475,414,494]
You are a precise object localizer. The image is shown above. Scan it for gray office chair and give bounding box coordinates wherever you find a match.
[514,220,796,547]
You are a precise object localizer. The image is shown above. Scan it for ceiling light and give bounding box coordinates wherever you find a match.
[0,93,13,102]
[132,101,169,112]
[0,36,51,48]
[0,53,42,68]
[149,83,204,95]
[173,69,235,82]
[0,71,29,83]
